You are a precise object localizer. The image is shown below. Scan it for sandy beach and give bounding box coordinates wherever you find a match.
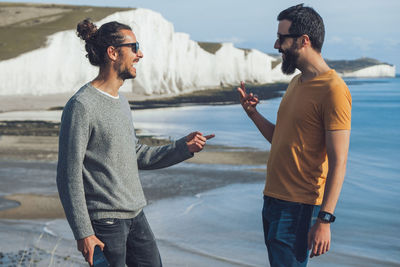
[0,134,267,217]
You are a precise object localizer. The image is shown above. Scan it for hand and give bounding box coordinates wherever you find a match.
[186,131,215,153]
[77,235,105,266]
[308,220,331,258]
[237,81,259,116]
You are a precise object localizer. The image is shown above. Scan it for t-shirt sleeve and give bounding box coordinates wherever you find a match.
[323,82,352,130]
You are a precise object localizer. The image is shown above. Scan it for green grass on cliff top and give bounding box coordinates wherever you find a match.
[0,2,133,61]
[197,42,222,54]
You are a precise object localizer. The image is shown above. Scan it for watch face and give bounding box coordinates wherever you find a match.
[318,211,335,222]
[323,214,331,221]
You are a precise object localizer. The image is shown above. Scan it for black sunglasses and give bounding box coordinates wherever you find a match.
[277,34,302,44]
[114,42,140,53]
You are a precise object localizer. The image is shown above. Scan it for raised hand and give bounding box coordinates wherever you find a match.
[237,81,259,116]
[186,131,215,153]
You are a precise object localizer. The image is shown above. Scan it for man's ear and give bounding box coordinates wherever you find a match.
[301,34,311,48]
[106,46,119,61]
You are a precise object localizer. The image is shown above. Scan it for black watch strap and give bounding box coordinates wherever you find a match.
[318,211,336,223]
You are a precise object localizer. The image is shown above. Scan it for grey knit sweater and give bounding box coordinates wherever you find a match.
[56,83,193,240]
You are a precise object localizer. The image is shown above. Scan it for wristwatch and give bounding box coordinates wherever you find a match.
[317,211,336,223]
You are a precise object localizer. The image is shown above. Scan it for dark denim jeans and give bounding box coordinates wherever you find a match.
[91,211,162,267]
[262,196,320,267]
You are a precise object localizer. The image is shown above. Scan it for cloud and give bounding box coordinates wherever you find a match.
[328,36,344,44]
[351,37,374,51]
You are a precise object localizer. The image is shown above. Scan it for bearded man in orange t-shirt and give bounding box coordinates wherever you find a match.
[238,4,351,267]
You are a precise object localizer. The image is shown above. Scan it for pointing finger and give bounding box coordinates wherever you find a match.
[205,134,215,140]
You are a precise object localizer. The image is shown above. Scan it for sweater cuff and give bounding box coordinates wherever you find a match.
[176,137,194,159]
[73,225,95,241]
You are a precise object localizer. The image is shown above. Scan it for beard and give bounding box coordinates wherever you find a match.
[280,43,299,75]
[114,51,136,80]
[119,69,135,80]
[114,61,135,80]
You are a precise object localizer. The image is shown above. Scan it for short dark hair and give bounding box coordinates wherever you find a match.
[77,19,132,66]
[277,4,325,52]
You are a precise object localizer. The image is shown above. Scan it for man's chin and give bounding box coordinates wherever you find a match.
[121,73,136,80]
[282,69,296,75]
[281,65,297,75]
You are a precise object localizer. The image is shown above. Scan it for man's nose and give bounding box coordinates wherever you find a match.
[137,49,143,58]
[274,39,280,50]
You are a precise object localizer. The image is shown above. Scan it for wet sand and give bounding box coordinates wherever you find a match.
[0,134,267,220]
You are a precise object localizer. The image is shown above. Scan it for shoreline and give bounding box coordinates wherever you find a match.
[0,82,287,113]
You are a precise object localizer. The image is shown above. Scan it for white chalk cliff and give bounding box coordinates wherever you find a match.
[0,9,281,96]
[0,8,396,96]
[339,64,396,78]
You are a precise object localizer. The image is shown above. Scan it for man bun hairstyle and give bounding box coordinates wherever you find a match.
[77,19,132,66]
[277,3,325,52]
[76,18,97,41]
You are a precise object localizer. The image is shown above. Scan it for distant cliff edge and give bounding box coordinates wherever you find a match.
[269,56,396,78]
[326,58,396,78]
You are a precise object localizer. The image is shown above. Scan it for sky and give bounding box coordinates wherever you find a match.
[3,0,400,72]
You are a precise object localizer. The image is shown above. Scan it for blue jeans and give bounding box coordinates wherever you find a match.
[91,211,162,267]
[262,196,320,267]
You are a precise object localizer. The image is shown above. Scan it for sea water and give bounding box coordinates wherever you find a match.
[0,77,399,266]
[132,77,400,266]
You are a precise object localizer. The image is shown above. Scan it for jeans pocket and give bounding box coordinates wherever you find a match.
[92,218,120,228]
[265,198,302,249]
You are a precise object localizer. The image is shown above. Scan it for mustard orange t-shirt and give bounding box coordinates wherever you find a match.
[264,69,351,205]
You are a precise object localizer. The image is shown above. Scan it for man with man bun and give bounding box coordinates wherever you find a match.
[56,19,214,267]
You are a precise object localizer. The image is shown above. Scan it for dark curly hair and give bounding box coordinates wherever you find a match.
[277,4,325,52]
[77,19,132,66]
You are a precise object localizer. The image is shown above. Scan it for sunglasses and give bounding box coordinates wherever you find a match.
[277,34,302,44]
[114,42,140,53]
